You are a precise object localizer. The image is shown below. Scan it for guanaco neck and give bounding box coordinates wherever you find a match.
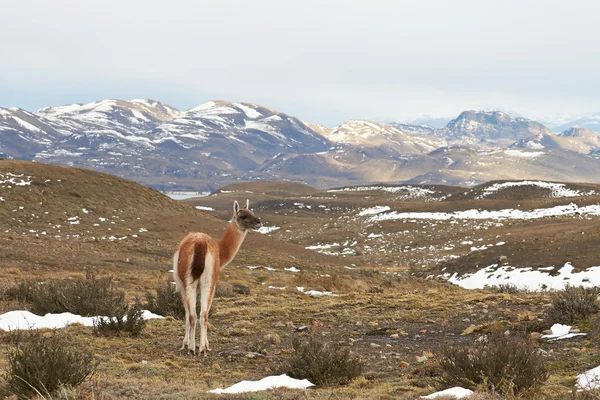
[218,221,247,269]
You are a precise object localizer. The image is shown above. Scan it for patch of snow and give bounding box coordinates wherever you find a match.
[478,181,595,199]
[256,226,280,234]
[503,149,544,158]
[541,323,586,341]
[195,206,215,211]
[296,287,338,297]
[208,374,314,394]
[368,203,600,222]
[449,262,600,291]
[285,267,301,273]
[0,310,164,331]
[420,387,473,399]
[359,206,391,216]
[577,365,600,391]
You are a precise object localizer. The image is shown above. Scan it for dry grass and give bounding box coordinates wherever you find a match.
[437,333,548,396]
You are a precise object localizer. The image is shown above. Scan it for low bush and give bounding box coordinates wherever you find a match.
[144,281,234,319]
[488,283,520,294]
[93,300,146,336]
[2,272,127,318]
[282,335,363,386]
[144,281,185,319]
[5,329,98,399]
[545,286,600,326]
[438,333,548,395]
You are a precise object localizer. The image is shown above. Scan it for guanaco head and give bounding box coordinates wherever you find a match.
[233,200,262,230]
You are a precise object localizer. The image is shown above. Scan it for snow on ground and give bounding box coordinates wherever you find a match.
[448,262,600,291]
[541,323,586,341]
[297,287,338,297]
[478,181,596,199]
[208,374,314,394]
[359,206,391,216]
[256,226,280,234]
[368,203,600,222]
[577,365,600,391]
[329,185,436,198]
[420,386,473,399]
[0,310,164,331]
[195,205,215,211]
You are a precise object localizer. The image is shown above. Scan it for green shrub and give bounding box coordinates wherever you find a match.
[438,333,548,395]
[5,329,98,399]
[93,300,146,336]
[545,286,600,326]
[283,335,363,386]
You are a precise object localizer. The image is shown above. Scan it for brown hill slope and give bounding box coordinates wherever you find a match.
[0,160,342,287]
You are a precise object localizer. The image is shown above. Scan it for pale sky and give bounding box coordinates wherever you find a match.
[1,0,600,126]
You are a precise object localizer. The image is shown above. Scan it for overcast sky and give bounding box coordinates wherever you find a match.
[1,0,600,126]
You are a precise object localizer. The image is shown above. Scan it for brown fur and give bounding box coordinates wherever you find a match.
[173,200,261,355]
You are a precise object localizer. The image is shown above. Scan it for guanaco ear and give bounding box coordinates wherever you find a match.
[233,200,240,214]
[245,199,250,209]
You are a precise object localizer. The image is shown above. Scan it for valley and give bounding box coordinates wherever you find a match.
[1,160,600,398]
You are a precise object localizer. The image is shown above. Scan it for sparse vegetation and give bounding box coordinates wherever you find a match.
[93,300,146,336]
[437,333,548,395]
[5,329,98,399]
[144,281,185,319]
[282,335,364,386]
[488,283,520,294]
[2,272,128,318]
[545,286,600,326]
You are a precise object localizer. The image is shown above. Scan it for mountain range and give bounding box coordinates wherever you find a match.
[1,99,600,191]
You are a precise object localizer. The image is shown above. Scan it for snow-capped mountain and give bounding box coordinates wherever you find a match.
[322,120,444,155]
[443,111,553,148]
[1,100,600,190]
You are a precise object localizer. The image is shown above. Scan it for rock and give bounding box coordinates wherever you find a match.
[414,355,427,363]
[232,284,250,295]
[296,325,310,332]
[442,319,450,327]
[426,319,436,324]
[400,361,410,368]
[419,329,427,334]
[542,329,553,335]
[274,322,286,328]
[355,321,363,326]
[368,321,379,327]
[264,333,281,345]
[390,333,400,339]
[399,331,409,337]
[245,352,265,359]
[530,332,542,340]
[504,330,510,336]
[141,360,148,365]
[570,328,581,333]
[422,351,434,358]
[212,363,221,371]
[370,343,381,348]
[461,324,484,336]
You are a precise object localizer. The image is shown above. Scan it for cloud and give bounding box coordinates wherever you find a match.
[1,0,600,125]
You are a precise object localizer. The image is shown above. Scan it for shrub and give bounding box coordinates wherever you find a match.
[144,281,185,319]
[2,272,127,318]
[93,300,146,336]
[488,283,520,294]
[283,335,363,386]
[545,286,600,326]
[5,329,98,399]
[438,333,548,395]
[144,281,235,319]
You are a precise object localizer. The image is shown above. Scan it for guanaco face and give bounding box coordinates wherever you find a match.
[233,202,262,230]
